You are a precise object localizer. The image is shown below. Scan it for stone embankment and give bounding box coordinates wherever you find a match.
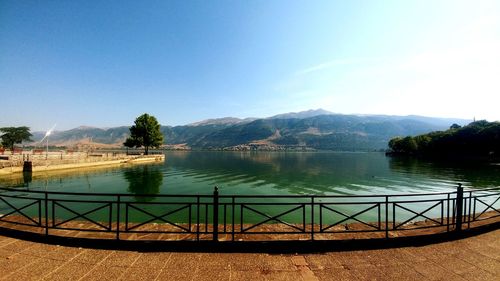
[0,151,164,175]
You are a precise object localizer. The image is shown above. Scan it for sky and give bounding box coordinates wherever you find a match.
[1,1,499,131]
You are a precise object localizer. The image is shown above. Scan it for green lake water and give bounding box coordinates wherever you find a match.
[3,151,500,194]
[1,151,499,224]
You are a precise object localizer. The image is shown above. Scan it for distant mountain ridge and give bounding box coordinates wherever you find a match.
[187,117,257,126]
[30,109,471,151]
[268,109,334,119]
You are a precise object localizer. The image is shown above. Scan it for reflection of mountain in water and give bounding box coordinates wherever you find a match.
[1,152,498,197]
[123,165,163,201]
[164,151,500,195]
[164,151,390,195]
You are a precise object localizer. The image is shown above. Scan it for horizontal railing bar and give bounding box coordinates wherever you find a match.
[124,201,204,205]
[0,187,213,197]
[222,231,309,234]
[469,193,500,198]
[0,194,44,200]
[49,227,114,233]
[46,199,116,204]
[0,219,42,227]
[4,187,495,198]
[387,224,451,231]
[465,187,500,192]
[312,201,385,205]
[0,184,499,243]
[472,214,500,221]
[0,187,498,201]
[228,202,316,206]
[221,192,458,198]
[388,199,450,204]
[123,230,197,234]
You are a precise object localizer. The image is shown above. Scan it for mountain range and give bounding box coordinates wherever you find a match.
[31,109,471,151]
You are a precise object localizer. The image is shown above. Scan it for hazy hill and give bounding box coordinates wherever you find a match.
[187,117,257,126]
[268,109,333,119]
[191,114,465,150]
[31,126,130,146]
[30,110,471,151]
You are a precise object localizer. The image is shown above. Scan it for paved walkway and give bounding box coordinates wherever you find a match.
[0,229,499,281]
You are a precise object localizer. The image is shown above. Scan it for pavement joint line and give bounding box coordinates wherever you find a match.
[76,250,116,281]
[118,252,143,280]
[0,237,23,249]
[454,250,497,276]
[129,252,143,268]
[152,252,173,281]
[2,255,45,281]
[0,240,46,280]
[400,254,461,280]
[40,248,89,280]
[292,255,319,281]
[0,237,16,248]
[470,246,500,264]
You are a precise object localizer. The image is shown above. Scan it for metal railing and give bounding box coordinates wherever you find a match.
[0,185,498,241]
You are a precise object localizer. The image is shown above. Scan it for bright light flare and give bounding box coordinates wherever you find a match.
[40,124,57,143]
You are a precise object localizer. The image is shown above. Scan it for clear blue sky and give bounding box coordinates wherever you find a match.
[1,1,499,131]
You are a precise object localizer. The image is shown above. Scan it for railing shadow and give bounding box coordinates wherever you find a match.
[0,221,498,253]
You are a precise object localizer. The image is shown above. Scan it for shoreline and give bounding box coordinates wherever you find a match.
[0,154,164,176]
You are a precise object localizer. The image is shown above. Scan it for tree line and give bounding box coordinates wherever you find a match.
[388,120,500,159]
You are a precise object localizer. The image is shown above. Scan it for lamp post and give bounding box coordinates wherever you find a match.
[45,130,50,160]
[41,124,56,160]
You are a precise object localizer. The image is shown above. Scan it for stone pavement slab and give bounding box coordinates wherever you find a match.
[0,228,498,281]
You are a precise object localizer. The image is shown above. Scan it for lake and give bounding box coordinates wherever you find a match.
[1,151,499,224]
[2,151,500,195]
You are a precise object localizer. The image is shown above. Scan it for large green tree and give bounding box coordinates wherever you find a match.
[0,127,33,152]
[124,114,164,155]
[387,120,500,158]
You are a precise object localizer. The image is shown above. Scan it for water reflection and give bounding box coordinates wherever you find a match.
[22,172,32,188]
[388,157,500,188]
[163,151,392,195]
[123,165,163,201]
[0,166,125,191]
[0,152,498,196]
[164,151,500,195]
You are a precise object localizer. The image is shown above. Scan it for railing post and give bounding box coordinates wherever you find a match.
[45,192,49,236]
[116,195,120,240]
[467,191,472,229]
[447,193,450,232]
[213,186,219,242]
[311,196,314,241]
[456,183,464,232]
[385,196,389,238]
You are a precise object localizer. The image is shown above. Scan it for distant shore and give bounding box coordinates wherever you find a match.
[0,152,164,175]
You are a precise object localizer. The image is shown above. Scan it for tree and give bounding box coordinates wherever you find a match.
[388,136,418,154]
[124,114,164,155]
[400,136,418,153]
[388,137,404,152]
[0,127,33,152]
